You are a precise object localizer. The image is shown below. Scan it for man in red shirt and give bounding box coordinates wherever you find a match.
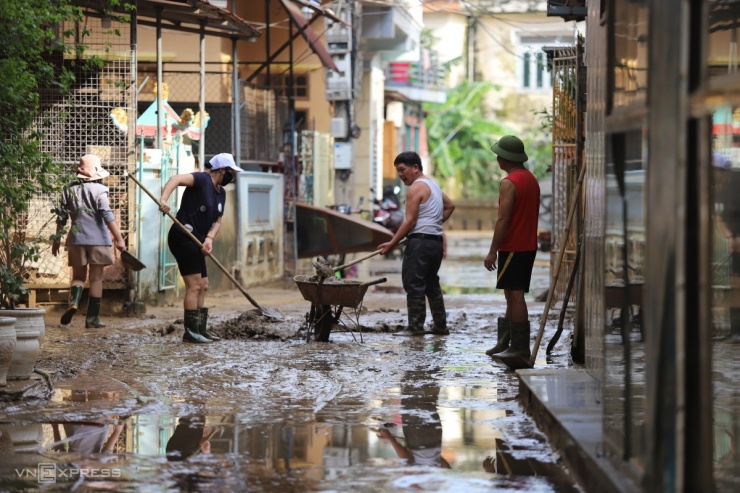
[483,136,540,369]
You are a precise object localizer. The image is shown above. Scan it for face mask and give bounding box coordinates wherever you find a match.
[221,170,233,186]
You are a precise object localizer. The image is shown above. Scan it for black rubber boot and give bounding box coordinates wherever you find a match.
[183,309,211,343]
[494,321,533,370]
[485,317,511,356]
[198,307,221,341]
[428,295,449,335]
[394,295,427,336]
[85,297,106,328]
[61,285,84,325]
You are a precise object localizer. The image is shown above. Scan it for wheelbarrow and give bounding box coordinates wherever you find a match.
[293,276,387,342]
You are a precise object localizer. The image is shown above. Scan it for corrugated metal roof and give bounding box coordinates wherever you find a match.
[73,0,261,40]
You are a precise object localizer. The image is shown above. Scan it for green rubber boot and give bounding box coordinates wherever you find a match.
[183,309,211,344]
[485,317,511,356]
[394,295,427,336]
[428,295,449,335]
[198,307,221,341]
[85,297,106,328]
[61,285,84,325]
[493,321,533,370]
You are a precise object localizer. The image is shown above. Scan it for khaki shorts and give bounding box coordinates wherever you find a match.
[67,245,114,267]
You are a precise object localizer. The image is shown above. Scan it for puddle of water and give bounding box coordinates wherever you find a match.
[0,399,577,492]
[443,286,502,295]
[439,259,548,298]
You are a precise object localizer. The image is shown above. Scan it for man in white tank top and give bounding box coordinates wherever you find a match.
[379,152,456,336]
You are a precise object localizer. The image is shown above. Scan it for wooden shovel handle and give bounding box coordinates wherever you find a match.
[127,173,265,311]
[332,238,408,272]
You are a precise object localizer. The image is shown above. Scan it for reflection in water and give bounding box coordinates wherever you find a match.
[0,373,576,492]
[440,260,549,299]
[0,415,575,492]
[166,416,215,461]
[603,131,646,467]
[54,421,122,455]
[376,369,451,468]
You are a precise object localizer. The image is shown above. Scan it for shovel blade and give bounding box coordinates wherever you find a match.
[260,307,283,320]
[121,251,146,271]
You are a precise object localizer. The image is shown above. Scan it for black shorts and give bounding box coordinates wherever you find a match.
[168,226,208,277]
[496,251,536,292]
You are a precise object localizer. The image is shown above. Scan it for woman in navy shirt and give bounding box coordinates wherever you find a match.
[159,153,242,343]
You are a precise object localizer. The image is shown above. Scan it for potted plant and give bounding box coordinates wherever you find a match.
[0,1,117,379]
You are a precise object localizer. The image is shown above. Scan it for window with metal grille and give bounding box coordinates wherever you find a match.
[257,74,309,99]
[517,35,569,91]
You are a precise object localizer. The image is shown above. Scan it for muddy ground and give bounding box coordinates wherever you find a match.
[0,233,581,492]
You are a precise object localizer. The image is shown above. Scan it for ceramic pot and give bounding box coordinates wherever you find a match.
[0,424,14,455]
[7,424,43,453]
[0,317,16,387]
[0,308,46,348]
[4,311,41,380]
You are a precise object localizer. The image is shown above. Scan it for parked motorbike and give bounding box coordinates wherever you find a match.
[373,186,405,258]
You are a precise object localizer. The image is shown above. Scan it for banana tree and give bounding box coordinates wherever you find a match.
[425,81,518,199]
[426,81,552,198]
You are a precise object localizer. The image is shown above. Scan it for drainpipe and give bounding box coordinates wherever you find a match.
[131,6,140,309]
[199,22,206,172]
[289,16,298,273]
[232,2,241,163]
[156,7,163,151]
[265,0,271,82]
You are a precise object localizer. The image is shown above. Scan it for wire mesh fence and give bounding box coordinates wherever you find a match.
[25,19,136,294]
[242,84,279,165]
[137,70,235,165]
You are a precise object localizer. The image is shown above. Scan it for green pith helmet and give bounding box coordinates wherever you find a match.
[490,135,528,163]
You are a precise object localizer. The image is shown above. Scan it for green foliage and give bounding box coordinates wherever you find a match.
[425,81,517,199]
[420,27,439,51]
[0,1,135,309]
[528,107,554,179]
[425,82,555,199]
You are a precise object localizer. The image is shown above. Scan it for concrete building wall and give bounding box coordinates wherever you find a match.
[423,12,469,87]
[297,69,332,134]
[342,56,385,207]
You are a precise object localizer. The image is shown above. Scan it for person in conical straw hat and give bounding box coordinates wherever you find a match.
[483,136,540,369]
[52,154,126,328]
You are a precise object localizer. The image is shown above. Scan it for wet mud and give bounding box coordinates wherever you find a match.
[0,240,580,492]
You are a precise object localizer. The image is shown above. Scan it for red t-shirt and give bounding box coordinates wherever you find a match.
[498,168,540,251]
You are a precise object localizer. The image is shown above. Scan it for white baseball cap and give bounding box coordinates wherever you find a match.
[208,153,242,172]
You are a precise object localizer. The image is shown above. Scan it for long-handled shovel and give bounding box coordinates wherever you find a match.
[546,235,582,354]
[498,162,586,371]
[128,173,282,320]
[526,162,587,369]
[331,238,408,274]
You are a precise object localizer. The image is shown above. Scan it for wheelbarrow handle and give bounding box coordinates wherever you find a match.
[332,238,408,272]
[363,277,387,287]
